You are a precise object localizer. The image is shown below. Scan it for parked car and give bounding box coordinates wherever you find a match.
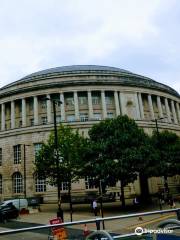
[0,198,28,211]
[96,193,116,202]
[0,202,19,223]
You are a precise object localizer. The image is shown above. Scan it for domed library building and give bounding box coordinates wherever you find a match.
[0,65,179,202]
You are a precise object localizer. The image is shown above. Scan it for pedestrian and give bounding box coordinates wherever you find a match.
[92,199,98,216]
[158,192,165,211]
[133,195,139,206]
[169,197,176,209]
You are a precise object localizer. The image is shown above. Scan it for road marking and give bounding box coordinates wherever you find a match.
[126,213,176,230]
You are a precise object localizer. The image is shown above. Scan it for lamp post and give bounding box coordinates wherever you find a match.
[45,97,63,220]
[152,117,169,193]
[23,144,30,198]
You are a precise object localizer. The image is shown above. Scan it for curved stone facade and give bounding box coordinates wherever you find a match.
[0,65,180,202]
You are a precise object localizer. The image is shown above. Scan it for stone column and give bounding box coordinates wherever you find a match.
[11,101,15,129]
[148,94,155,119]
[101,90,107,119]
[171,100,178,124]
[157,96,163,118]
[34,96,39,125]
[1,103,5,131]
[135,93,141,120]
[74,91,79,121]
[46,94,52,123]
[22,98,26,127]
[119,92,125,115]
[114,91,120,116]
[88,91,93,119]
[138,93,144,119]
[176,102,180,124]
[165,98,171,122]
[60,92,65,121]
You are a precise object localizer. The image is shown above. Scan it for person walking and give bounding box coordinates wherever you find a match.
[92,199,98,216]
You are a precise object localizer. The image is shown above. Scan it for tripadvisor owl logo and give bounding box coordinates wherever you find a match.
[135,227,143,235]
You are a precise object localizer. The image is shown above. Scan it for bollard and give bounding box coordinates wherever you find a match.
[176,209,180,221]
[96,219,100,230]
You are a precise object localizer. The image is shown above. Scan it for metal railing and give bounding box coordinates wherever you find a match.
[0,208,179,239]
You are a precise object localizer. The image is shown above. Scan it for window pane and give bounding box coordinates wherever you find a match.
[34,143,42,161]
[92,96,100,105]
[13,172,23,193]
[35,174,46,192]
[93,113,101,120]
[107,112,114,119]
[85,176,97,189]
[0,148,2,166]
[0,175,2,194]
[80,113,88,122]
[60,182,69,191]
[67,115,75,122]
[14,145,21,164]
[79,96,87,105]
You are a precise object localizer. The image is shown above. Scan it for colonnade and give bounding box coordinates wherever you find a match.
[0,90,180,131]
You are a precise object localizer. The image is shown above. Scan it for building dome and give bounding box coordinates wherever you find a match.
[1,65,179,98]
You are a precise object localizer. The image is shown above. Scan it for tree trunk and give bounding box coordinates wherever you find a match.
[139,172,150,203]
[120,180,126,209]
[99,179,105,230]
[68,180,73,222]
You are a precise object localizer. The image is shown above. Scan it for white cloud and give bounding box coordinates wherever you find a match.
[0,0,179,94]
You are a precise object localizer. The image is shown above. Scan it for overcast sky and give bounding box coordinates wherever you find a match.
[0,0,179,93]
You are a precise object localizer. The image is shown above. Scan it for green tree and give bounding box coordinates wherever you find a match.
[84,115,151,208]
[35,124,86,221]
[151,130,180,190]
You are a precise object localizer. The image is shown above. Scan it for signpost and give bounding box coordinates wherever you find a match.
[49,217,67,240]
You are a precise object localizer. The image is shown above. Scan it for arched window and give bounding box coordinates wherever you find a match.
[0,175,2,194]
[34,173,46,192]
[12,172,23,193]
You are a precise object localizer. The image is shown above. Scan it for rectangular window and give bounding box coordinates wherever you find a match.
[30,118,34,126]
[107,112,114,119]
[29,101,34,111]
[19,120,22,127]
[35,177,46,192]
[79,96,87,105]
[66,98,74,106]
[41,117,47,125]
[80,113,88,122]
[0,176,2,194]
[41,100,47,109]
[34,143,42,161]
[85,176,96,189]
[105,96,113,105]
[0,148,2,166]
[60,182,69,191]
[14,145,21,164]
[67,115,75,122]
[56,115,61,123]
[93,113,101,120]
[92,96,100,105]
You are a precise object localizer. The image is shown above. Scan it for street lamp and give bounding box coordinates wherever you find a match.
[45,97,63,220]
[23,144,30,198]
[153,117,166,135]
[152,117,169,193]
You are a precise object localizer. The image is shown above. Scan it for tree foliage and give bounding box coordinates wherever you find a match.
[82,115,151,207]
[151,130,180,177]
[35,124,87,185]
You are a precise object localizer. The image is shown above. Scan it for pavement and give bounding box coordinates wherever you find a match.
[0,199,179,239]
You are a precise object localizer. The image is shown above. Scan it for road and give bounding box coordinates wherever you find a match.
[0,201,179,239]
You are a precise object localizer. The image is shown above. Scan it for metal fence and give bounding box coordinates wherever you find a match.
[0,208,179,239]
